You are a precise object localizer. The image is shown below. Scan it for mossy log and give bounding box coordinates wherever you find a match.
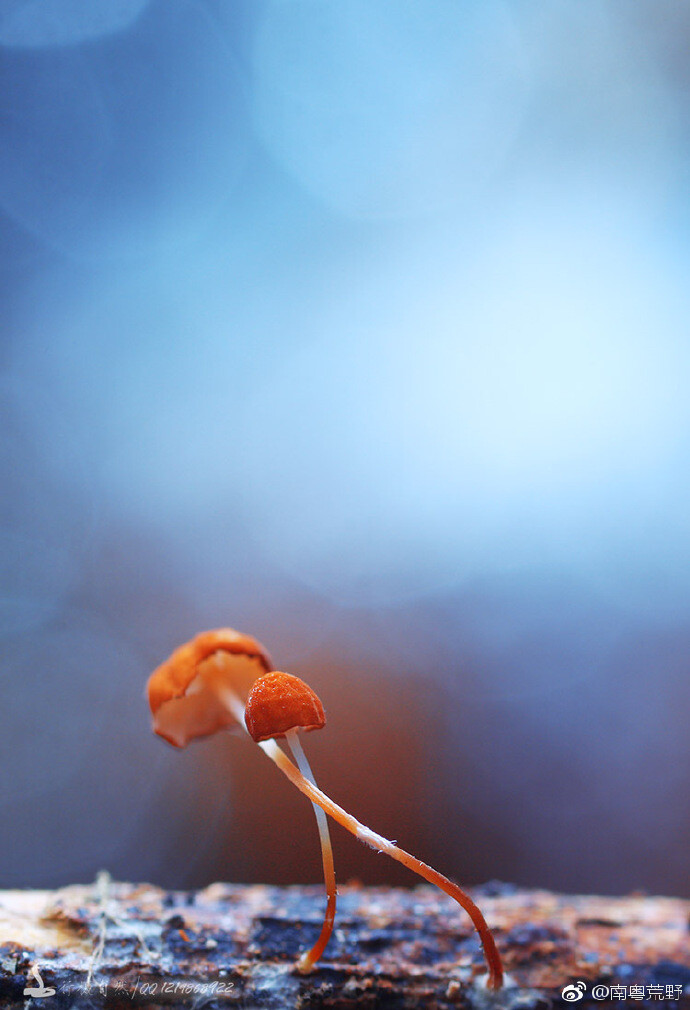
[0,878,688,1008]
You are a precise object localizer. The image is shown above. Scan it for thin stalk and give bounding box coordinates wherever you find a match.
[285,729,337,973]
[219,684,248,727]
[219,684,338,972]
[258,737,503,990]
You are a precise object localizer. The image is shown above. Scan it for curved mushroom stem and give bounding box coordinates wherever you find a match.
[258,737,504,991]
[285,729,337,973]
[218,685,249,727]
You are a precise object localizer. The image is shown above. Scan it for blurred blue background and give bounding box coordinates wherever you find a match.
[2,0,690,899]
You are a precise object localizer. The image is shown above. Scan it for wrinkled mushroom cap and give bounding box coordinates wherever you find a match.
[147,628,272,747]
[245,671,326,743]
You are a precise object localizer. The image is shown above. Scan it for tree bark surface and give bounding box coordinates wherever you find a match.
[0,879,688,1008]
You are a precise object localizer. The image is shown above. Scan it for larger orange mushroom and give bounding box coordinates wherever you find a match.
[147,628,272,746]
[147,629,338,973]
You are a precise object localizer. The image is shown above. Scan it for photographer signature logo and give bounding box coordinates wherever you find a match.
[23,964,56,999]
[561,981,587,1001]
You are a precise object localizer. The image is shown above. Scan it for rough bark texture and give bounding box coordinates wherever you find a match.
[0,878,688,1008]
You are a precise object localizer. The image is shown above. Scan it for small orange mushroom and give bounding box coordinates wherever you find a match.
[245,671,505,990]
[146,630,337,973]
[244,671,325,741]
[244,672,335,972]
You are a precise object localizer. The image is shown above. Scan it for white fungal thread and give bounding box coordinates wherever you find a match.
[356,825,393,852]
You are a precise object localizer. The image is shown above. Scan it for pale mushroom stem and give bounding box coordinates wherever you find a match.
[219,687,337,973]
[219,686,250,727]
[285,728,337,973]
[258,737,504,991]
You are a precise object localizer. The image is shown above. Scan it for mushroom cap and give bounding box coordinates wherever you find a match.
[245,671,326,743]
[147,628,273,747]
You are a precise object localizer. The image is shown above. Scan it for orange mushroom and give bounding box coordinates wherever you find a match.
[146,629,337,973]
[244,672,336,972]
[148,632,504,987]
[147,628,272,746]
[245,671,505,990]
